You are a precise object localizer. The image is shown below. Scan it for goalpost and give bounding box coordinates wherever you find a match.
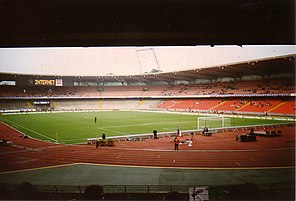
[197,116,231,130]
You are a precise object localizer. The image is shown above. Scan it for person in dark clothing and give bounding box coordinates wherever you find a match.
[202,127,209,135]
[84,185,104,200]
[174,136,179,150]
[153,130,158,139]
[95,135,99,148]
[95,117,97,123]
[190,132,195,143]
[162,190,183,200]
[102,133,106,140]
[17,182,39,200]
[177,128,182,137]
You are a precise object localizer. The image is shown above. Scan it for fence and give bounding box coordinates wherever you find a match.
[0,182,294,200]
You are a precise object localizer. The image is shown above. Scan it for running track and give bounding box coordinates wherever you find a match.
[0,122,295,173]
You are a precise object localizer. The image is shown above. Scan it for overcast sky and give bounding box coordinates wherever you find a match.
[0,45,295,76]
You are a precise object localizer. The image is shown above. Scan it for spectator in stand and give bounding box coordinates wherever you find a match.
[17,182,39,200]
[84,185,104,200]
[162,190,183,200]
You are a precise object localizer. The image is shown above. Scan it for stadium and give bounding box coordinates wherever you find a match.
[0,45,295,200]
[0,0,295,200]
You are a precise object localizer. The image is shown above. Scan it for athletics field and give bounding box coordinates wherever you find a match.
[0,110,293,144]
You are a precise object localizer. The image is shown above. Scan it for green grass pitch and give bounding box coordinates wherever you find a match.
[0,111,292,144]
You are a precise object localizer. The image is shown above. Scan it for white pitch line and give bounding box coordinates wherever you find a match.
[2,119,55,141]
[105,121,188,129]
[100,127,127,135]
[106,123,151,128]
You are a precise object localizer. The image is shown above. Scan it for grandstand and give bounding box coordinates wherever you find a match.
[0,78,295,116]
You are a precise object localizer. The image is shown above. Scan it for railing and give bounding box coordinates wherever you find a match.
[87,122,295,144]
[0,182,294,200]
[0,183,191,194]
[0,92,295,100]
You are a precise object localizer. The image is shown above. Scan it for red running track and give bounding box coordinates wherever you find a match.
[0,122,295,173]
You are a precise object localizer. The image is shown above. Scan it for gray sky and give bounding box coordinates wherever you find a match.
[0,45,295,76]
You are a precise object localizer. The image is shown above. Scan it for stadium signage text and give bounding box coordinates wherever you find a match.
[33,101,50,105]
[35,79,55,86]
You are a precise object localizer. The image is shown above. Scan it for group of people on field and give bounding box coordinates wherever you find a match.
[95,132,106,148]
[173,129,195,150]
[93,115,197,150]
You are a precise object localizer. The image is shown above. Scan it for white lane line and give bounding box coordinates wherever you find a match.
[0,162,295,175]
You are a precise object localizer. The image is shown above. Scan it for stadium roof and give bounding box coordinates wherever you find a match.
[0,0,294,46]
[0,45,295,78]
[71,56,296,83]
[0,0,295,83]
[0,52,295,83]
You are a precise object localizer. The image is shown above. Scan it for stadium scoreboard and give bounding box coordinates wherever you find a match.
[34,79,63,86]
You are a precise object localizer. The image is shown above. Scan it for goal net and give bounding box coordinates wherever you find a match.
[197,116,231,130]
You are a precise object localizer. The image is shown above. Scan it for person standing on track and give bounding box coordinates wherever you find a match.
[153,130,158,139]
[174,136,180,150]
[190,132,195,143]
[177,128,183,137]
[95,135,99,148]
